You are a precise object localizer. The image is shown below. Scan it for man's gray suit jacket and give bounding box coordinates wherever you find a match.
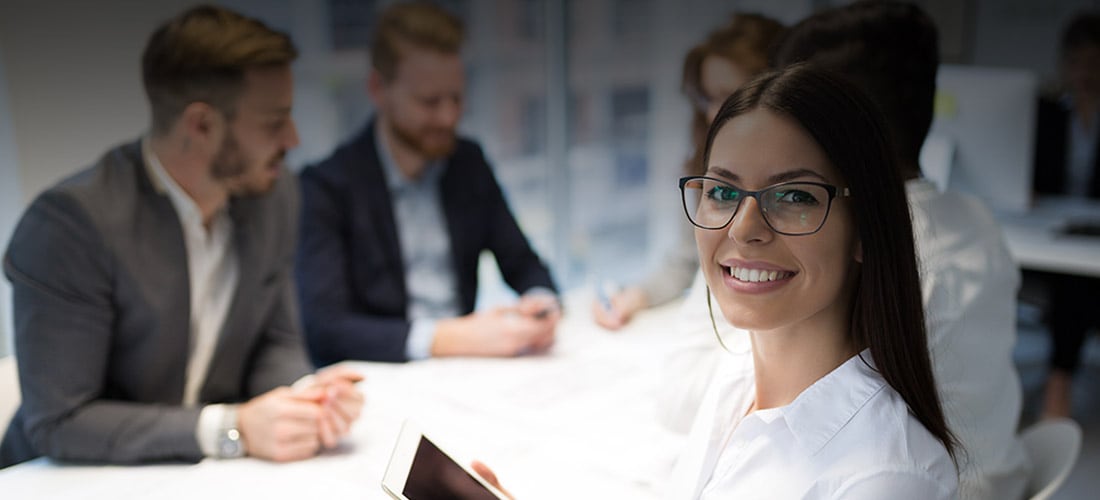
[0,139,313,467]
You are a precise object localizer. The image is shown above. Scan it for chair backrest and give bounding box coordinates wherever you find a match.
[0,355,19,432]
[1020,418,1083,500]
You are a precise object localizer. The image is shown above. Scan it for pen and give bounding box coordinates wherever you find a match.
[597,280,618,311]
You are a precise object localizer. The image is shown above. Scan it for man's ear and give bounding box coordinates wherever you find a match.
[179,101,225,151]
[366,69,387,107]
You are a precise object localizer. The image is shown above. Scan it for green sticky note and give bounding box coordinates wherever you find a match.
[934,91,958,118]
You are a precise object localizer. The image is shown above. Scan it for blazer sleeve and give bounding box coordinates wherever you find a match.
[297,171,412,365]
[4,191,204,464]
[480,156,558,296]
[244,180,314,394]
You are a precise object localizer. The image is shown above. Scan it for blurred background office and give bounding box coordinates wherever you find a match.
[1,0,1099,450]
[1,0,1099,497]
[2,0,1096,350]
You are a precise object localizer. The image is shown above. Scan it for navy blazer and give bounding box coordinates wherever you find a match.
[1033,95,1100,199]
[297,120,557,364]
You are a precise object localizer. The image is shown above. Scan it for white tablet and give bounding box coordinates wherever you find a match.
[381,420,509,500]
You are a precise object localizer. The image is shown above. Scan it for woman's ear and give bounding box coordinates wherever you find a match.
[853,239,863,264]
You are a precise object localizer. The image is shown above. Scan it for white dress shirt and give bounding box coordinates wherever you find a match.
[667,349,958,500]
[374,127,558,359]
[907,178,1030,499]
[143,139,239,457]
[655,269,735,434]
[375,126,461,360]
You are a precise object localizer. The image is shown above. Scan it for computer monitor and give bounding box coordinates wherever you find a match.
[920,64,1038,213]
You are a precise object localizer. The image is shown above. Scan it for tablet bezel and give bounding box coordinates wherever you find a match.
[381,420,508,500]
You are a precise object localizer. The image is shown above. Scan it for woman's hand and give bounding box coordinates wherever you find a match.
[471,460,515,499]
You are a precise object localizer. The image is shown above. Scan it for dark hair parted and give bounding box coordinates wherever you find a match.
[1061,10,1100,53]
[142,4,297,136]
[704,64,957,464]
[772,1,938,176]
[370,1,464,81]
[681,13,786,176]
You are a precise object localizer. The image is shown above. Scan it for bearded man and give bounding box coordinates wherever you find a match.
[296,1,560,365]
[1,5,363,468]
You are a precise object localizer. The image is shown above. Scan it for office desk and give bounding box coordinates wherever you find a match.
[997,197,1100,278]
[0,294,689,499]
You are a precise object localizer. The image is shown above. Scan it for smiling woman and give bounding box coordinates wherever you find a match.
[669,63,959,499]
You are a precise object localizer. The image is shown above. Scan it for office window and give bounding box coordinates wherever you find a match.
[611,86,650,187]
[611,0,652,40]
[519,0,545,40]
[239,0,815,298]
[328,0,378,50]
[520,95,547,156]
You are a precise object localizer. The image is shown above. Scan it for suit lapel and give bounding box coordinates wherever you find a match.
[356,123,407,298]
[200,198,262,402]
[1091,126,1100,199]
[131,143,192,404]
[439,159,474,310]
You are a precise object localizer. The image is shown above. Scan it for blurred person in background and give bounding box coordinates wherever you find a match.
[297,1,560,365]
[1,5,362,469]
[592,12,785,330]
[1030,10,1100,420]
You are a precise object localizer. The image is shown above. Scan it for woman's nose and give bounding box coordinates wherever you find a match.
[727,197,774,245]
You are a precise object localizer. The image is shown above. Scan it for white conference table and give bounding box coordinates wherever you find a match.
[0,293,693,500]
[997,196,1100,278]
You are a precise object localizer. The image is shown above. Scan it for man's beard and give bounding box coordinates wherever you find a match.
[390,120,457,160]
[212,132,246,179]
[212,132,282,196]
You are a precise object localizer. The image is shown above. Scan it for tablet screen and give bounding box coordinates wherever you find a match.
[403,436,500,500]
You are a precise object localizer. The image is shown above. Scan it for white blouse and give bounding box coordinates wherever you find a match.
[666,348,958,500]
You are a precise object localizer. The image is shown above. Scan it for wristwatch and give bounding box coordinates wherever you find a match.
[216,405,247,459]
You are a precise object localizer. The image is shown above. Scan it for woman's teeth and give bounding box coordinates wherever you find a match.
[728,266,791,283]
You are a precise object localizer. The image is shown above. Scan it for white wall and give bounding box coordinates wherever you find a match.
[0,0,199,204]
[0,0,198,355]
[0,46,20,358]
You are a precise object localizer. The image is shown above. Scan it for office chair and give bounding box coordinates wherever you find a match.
[1020,417,1083,500]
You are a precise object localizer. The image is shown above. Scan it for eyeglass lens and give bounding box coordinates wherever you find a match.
[682,178,832,235]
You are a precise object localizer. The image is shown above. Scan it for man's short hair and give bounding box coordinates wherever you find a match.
[1061,11,1100,53]
[773,1,939,167]
[142,4,298,135]
[370,1,464,81]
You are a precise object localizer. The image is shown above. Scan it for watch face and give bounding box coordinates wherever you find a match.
[219,429,244,458]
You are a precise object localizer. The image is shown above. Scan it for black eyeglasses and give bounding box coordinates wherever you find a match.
[679,176,852,236]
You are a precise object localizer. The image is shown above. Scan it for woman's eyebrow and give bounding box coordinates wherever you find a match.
[706,166,740,183]
[706,166,831,185]
[768,168,830,184]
